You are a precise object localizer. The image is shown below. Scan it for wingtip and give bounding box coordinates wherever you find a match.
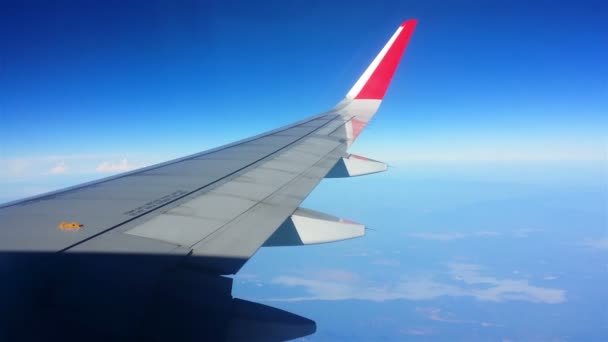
[345,18,417,100]
[401,19,418,27]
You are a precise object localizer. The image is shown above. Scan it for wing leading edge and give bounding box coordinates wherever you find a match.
[0,20,417,275]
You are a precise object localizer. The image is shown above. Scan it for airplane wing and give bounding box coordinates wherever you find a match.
[1,19,417,340]
[0,19,417,275]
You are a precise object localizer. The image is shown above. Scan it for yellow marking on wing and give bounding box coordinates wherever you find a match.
[58,221,83,230]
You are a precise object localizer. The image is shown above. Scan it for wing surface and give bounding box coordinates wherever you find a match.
[0,20,417,275]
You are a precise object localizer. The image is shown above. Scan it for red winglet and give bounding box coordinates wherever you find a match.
[354,19,417,100]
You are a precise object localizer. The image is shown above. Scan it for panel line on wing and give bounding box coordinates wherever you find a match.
[57,116,342,254]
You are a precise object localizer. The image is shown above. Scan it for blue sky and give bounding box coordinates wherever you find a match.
[1,1,606,198]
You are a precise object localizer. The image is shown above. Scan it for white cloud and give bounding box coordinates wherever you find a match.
[581,237,608,250]
[1,158,31,178]
[407,229,543,241]
[272,276,359,301]
[370,258,401,267]
[512,228,543,238]
[476,231,502,237]
[402,328,435,336]
[449,263,564,303]
[416,307,465,323]
[315,269,361,282]
[1,154,115,179]
[269,263,566,304]
[95,158,136,173]
[408,232,467,241]
[414,307,498,327]
[356,144,608,163]
[48,161,67,175]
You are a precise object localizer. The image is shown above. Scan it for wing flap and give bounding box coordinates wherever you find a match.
[263,207,365,246]
[122,135,344,274]
[189,144,344,274]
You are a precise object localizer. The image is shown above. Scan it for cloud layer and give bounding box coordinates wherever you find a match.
[270,263,566,304]
[95,158,136,173]
[1,154,141,178]
[48,161,67,175]
[407,229,541,241]
[581,237,608,250]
